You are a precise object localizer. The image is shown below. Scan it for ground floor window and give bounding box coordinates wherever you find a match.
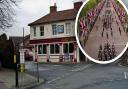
[50,44,59,54]
[38,44,47,54]
[63,43,74,53]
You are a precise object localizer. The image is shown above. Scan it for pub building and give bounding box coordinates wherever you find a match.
[28,1,87,63]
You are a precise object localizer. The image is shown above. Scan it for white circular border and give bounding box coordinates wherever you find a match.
[75,0,128,64]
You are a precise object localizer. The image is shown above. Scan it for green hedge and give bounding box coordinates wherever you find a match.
[79,0,101,19]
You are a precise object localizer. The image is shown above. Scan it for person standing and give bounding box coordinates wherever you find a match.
[106,32,109,39]
[111,30,113,37]
[119,27,121,35]
[102,31,104,37]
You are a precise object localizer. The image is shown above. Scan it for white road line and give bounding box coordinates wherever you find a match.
[124,72,127,79]
[47,64,93,84]
[71,64,92,72]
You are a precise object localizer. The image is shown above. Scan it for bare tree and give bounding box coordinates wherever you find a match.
[0,0,19,30]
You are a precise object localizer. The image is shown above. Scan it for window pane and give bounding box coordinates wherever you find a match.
[63,44,68,53]
[52,24,57,35]
[40,26,44,36]
[33,27,36,36]
[69,43,74,53]
[50,44,54,54]
[56,25,64,34]
[55,44,59,53]
[38,45,42,54]
[66,23,71,34]
[43,45,47,54]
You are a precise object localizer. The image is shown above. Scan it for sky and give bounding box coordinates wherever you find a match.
[0,0,84,37]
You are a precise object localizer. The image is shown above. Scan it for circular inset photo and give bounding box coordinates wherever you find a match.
[75,0,128,64]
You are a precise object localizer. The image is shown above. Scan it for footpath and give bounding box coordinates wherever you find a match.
[0,68,44,89]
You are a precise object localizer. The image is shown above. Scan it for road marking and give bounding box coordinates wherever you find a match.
[47,72,71,84]
[47,64,93,84]
[44,88,52,89]
[71,64,92,72]
[124,72,127,79]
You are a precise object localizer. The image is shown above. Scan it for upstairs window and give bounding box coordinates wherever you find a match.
[65,23,71,34]
[52,24,64,35]
[57,25,64,34]
[40,26,44,36]
[52,24,57,35]
[33,27,36,36]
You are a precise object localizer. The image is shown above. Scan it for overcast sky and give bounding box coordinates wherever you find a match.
[0,0,84,37]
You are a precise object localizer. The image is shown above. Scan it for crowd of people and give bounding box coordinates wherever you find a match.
[97,0,117,61]
[98,43,116,61]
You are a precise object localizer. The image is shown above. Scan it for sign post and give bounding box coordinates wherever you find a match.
[19,49,25,72]
[14,43,19,88]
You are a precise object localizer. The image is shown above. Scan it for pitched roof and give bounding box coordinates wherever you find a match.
[9,36,23,47]
[28,9,77,26]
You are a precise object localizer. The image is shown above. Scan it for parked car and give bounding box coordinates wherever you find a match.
[24,49,33,61]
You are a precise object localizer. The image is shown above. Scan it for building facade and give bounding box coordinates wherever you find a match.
[28,1,87,63]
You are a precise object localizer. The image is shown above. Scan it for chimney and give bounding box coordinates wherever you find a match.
[74,1,83,11]
[50,3,57,13]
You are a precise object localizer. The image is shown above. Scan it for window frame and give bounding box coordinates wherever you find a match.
[40,26,44,36]
[63,43,74,54]
[37,44,47,55]
[50,44,60,54]
[33,27,36,37]
[65,23,71,34]
[52,24,57,35]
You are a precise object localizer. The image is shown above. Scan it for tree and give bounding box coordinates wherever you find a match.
[0,33,7,40]
[0,0,19,30]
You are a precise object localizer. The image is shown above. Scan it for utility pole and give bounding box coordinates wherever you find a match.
[23,27,25,48]
[14,43,19,88]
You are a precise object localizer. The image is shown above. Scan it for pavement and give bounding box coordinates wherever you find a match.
[0,62,44,89]
[30,63,128,89]
[84,0,128,60]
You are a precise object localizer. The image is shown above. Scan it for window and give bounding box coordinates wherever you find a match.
[50,44,54,54]
[52,24,64,35]
[63,43,74,53]
[33,27,36,36]
[56,25,64,34]
[38,45,47,54]
[52,24,57,35]
[50,44,59,54]
[55,44,59,53]
[63,44,68,53]
[40,26,44,36]
[43,45,47,54]
[69,43,74,53]
[38,45,42,54]
[65,23,71,34]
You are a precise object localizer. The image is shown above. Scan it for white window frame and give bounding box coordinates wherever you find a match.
[63,43,74,54]
[37,44,47,55]
[33,27,36,37]
[50,44,60,55]
[65,22,71,35]
[40,26,44,36]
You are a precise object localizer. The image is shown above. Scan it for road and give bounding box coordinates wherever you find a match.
[25,62,128,89]
[84,0,128,60]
